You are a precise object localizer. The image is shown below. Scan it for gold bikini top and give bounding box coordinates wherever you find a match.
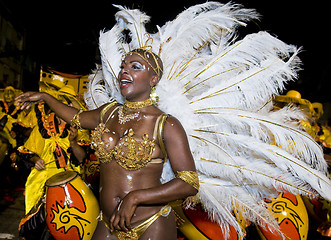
[91,102,168,170]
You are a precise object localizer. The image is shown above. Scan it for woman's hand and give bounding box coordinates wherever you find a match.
[69,126,78,142]
[109,191,138,232]
[15,91,46,110]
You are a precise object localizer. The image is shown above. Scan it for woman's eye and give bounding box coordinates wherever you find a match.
[132,63,144,70]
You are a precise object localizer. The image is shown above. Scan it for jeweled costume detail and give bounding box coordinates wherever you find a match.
[91,102,168,170]
[90,100,176,238]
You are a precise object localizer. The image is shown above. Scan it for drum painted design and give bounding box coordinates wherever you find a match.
[257,192,309,240]
[83,153,100,188]
[172,201,240,240]
[84,153,100,178]
[45,171,99,240]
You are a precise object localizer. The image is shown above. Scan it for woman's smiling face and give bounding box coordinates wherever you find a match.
[118,53,158,101]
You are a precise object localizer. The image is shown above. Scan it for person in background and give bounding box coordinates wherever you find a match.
[0,86,28,203]
[17,88,88,240]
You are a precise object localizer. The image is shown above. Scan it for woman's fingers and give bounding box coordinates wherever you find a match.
[15,92,42,105]
[111,213,121,231]
[109,195,137,232]
[120,217,129,232]
[109,214,115,232]
[124,214,131,231]
[109,203,131,232]
[15,92,32,102]
[112,213,129,232]
[21,101,33,110]
[15,92,44,109]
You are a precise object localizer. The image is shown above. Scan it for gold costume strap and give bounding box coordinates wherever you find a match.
[100,205,172,240]
[70,109,84,130]
[156,114,169,161]
[114,205,171,240]
[100,100,118,123]
[175,171,200,190]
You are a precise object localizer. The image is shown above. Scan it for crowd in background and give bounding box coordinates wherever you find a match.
[0,80,100,239]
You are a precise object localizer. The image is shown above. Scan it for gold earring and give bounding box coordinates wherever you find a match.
[150,86,159,106]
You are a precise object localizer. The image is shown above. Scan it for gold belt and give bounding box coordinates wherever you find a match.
[100,205,172,240]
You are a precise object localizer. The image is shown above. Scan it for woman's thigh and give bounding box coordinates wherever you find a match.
[140,212,177,240]
[91,221,117,240]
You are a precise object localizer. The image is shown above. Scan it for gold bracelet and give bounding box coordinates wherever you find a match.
[70,109,84,130]
[175,171,199,191]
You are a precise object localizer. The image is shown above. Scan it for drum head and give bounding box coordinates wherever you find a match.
[46,171,78,187]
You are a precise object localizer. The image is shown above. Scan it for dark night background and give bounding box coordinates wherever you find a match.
[2,0,330,103]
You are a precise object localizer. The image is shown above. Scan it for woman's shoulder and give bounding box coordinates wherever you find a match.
[98,100,120,123]
[163,114,186,135]
[81,101,119,129]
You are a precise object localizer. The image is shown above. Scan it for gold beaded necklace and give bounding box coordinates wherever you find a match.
[123,98,154,109]
[118,98,154,124]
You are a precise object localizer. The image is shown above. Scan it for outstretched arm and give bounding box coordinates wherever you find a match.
[15,92,101,129]
[69,127,87,163]
[16,92,76,122]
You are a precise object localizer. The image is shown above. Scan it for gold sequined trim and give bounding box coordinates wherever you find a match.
[175,171,199,190]
[124,98,154,109]
[113,205,172,240]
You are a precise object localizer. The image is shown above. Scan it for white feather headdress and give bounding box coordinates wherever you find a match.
[84,2,331,238]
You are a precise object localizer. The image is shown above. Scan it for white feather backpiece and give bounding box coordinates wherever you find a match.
[85,2,331,239]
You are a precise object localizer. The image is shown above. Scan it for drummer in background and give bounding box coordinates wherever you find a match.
[0,86,28,204]
[0,86,24,119]
[17,86,88,240]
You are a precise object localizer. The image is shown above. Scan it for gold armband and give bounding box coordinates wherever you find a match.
[71,109,84,130]
[175,171,199,191]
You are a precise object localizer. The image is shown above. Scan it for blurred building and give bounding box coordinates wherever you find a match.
[0,0,37,89]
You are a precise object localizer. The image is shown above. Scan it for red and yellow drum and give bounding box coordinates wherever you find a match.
[82,153,100,188]
[257,192,309,240]
[172,201,242,240]
[45,171,99,240]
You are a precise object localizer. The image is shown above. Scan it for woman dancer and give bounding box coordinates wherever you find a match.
[18,2,331,239]
[16,48,199,240]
